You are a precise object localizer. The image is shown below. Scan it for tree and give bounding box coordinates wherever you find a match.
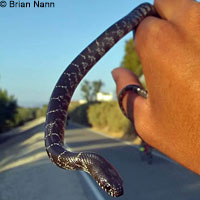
[92,80,104,101]
[0,89,17,133]
[81,80,92,102]
[81,80,104,102]
[120,39,143,77]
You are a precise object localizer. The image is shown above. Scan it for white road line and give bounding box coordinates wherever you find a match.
[80,171,106,200]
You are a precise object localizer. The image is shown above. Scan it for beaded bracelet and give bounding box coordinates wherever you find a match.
[118,84,148,119]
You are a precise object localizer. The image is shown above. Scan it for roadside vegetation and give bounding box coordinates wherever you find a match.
[68,101,137,140]
[0,88,47,134]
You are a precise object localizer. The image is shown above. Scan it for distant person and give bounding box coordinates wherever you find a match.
[139,141,153,164]
[112,0,200,175]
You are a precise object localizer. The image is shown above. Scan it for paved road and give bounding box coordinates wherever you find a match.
[67,124,200,200]
[0,121,200,200]
[0,122,88,200]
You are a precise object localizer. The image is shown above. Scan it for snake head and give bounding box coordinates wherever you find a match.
[96,173,124,197]
[86,153,124,197]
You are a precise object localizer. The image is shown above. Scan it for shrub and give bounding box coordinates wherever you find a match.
[68,101,137,139]
[88,101,137,137]
[69,102,96,126]
[68,102,80,113]
[35,105,48,118]
[0,89,17,133]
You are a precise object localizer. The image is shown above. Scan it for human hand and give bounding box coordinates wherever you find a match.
[112,0,200,174]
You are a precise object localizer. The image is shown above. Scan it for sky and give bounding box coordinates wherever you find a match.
[0,0,153,107]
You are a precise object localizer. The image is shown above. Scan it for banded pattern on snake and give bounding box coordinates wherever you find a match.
[45,3,157,197]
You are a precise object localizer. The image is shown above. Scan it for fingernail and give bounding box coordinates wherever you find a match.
[111,69,118,82]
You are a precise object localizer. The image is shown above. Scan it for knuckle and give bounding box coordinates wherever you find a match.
[175,2,200,40]
[154,0,165,9]
[135,17,168,57]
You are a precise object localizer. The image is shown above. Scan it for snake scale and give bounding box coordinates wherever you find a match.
[45,3,158,197]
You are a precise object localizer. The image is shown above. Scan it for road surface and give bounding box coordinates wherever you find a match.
[0,120,200,200]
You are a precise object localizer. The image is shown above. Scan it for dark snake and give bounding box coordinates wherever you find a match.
[45,3,158,197]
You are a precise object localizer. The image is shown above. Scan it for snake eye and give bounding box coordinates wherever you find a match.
[105,184,111,191]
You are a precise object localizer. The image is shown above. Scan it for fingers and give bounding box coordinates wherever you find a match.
[154,0,196,21]
[112,67,141,96]
[134,0,200,96]
[154,0,200,34]
[112,68,151,138]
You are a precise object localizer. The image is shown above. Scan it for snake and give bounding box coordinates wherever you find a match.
[45,3,158,197]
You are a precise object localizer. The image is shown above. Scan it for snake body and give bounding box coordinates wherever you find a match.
[45,3,157,197]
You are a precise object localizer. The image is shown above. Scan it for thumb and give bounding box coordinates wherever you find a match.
[112,67,151,138]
